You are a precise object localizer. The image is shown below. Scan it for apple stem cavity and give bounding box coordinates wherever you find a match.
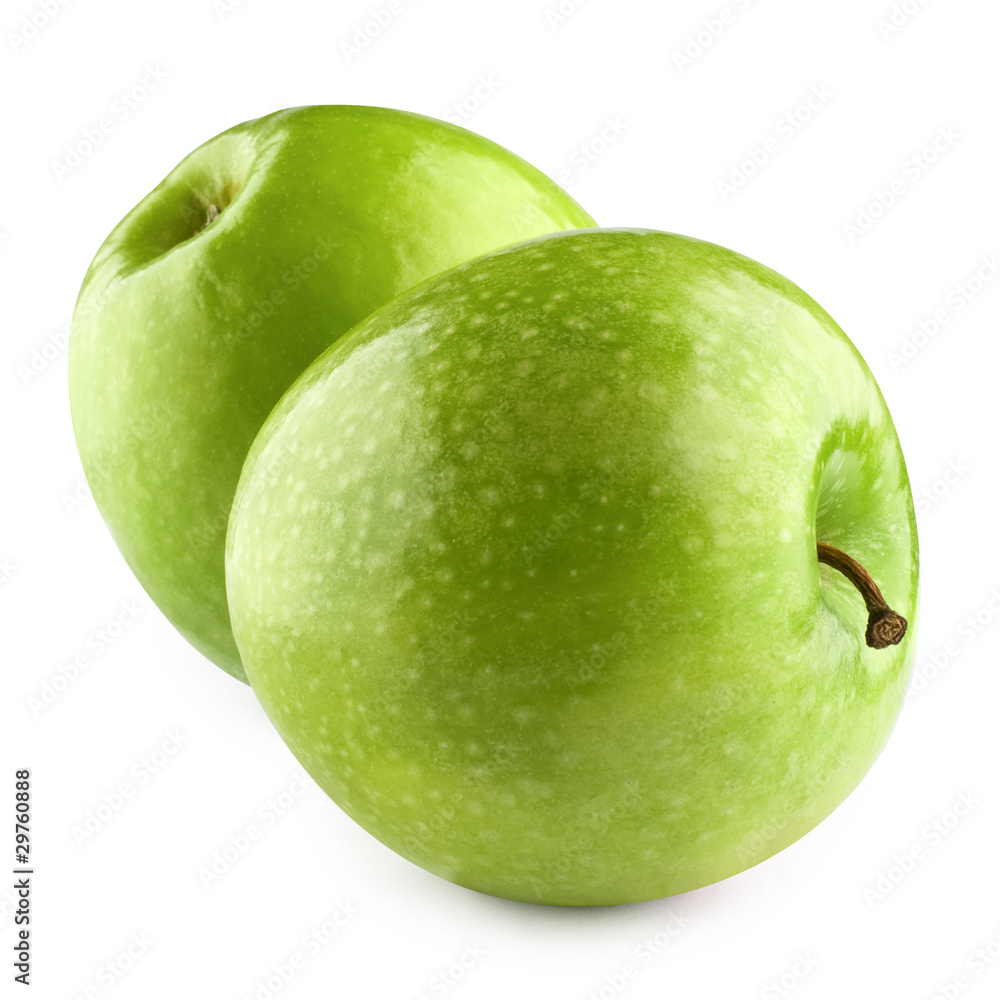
[816,542,907,649]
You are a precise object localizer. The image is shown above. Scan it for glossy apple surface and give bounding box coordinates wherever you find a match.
[226,228,919,905]
[69,105,595,680]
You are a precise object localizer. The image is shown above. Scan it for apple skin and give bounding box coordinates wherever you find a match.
[226,228,919,906]
[68,105,596,681]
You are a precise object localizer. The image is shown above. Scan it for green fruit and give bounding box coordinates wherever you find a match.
[69,105,595,681]
[226,228,919,905]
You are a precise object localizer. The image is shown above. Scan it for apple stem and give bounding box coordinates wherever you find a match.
[205,204,221,227]
[817,542,907,649]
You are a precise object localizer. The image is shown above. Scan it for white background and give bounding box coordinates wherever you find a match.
[2,0,999,997]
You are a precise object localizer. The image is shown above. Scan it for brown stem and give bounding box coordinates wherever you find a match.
[817,542,907,649]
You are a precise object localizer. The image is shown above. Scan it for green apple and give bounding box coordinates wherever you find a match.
[69,105,596,681]
[226,228,918,905]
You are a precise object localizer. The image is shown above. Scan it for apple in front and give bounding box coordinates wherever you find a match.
[68,105,596,681]
[226,228,919,905]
